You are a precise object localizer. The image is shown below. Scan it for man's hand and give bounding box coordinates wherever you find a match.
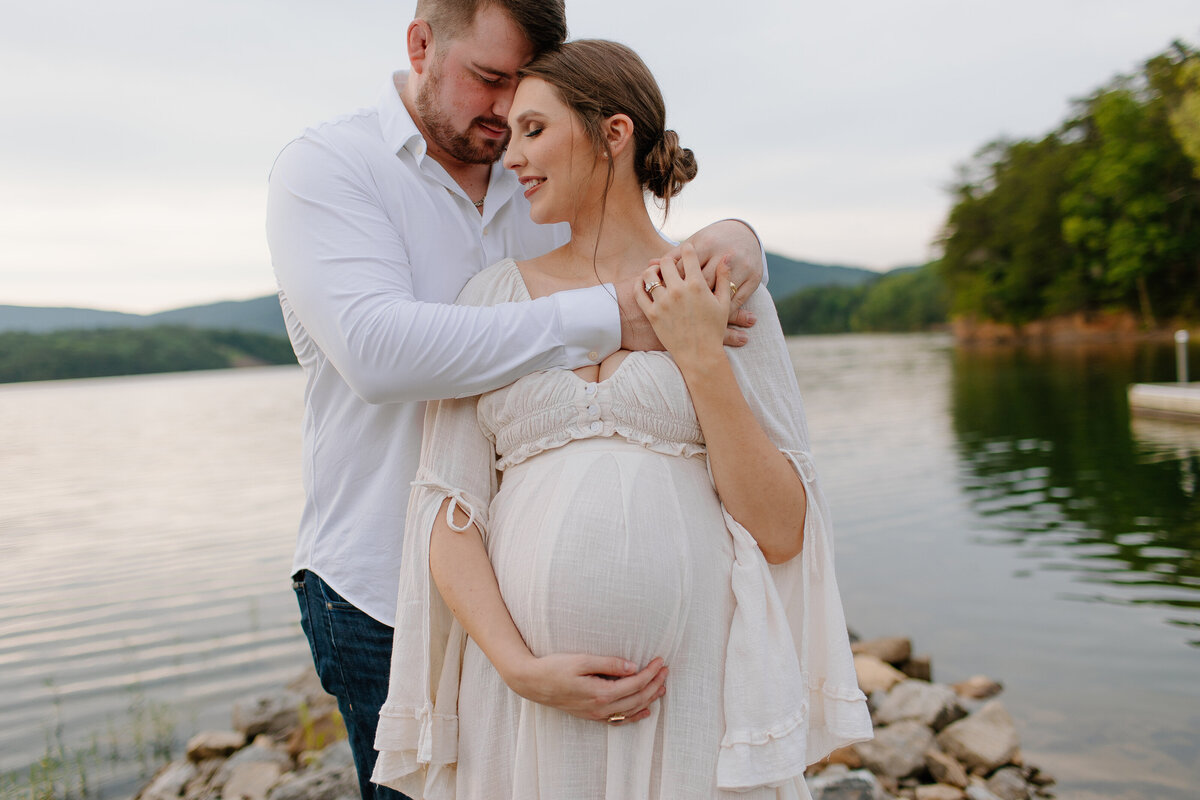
[506,654,669,725]
[677,219,765,309]
[619,219,763,351]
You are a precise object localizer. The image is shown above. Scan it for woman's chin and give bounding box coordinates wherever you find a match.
[527,205,563,226]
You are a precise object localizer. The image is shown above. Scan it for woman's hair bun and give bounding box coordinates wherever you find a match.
[643,130,697,201]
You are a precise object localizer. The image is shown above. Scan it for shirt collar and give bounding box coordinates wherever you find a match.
[377,70,520,210]
[378,71,426,159]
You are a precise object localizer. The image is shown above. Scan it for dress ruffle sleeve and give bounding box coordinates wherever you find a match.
[715,289,872,790]
[371,265,514,798]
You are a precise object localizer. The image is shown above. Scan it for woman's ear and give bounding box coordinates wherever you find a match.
[604,114,635,158]
[407,19,434,75]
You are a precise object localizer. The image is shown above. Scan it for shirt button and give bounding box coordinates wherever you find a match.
[587,351,599,362]
[584,383,597,396]
[589,421,603,434]
[587,404,599,416]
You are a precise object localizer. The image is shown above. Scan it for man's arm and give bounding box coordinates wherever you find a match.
[266,137,620,404]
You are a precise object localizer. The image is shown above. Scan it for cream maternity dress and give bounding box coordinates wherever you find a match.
[373,259,871,800]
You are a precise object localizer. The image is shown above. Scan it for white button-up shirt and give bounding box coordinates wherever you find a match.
[266,72,619,623]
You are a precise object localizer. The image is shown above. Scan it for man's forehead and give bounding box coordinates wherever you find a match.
[446,4,534,73]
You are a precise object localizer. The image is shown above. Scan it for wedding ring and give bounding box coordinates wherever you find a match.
[607,713,627,723]
[729,281,739,296]
[643,279,663,296]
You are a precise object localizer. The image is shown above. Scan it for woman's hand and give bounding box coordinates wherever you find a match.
[503,654,669,726]
[636,243,733,373]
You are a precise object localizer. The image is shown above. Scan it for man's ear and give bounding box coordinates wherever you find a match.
[604,114,635,159]
[407,19,434,75]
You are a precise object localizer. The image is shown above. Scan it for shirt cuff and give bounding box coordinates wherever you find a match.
[554,284,620,367]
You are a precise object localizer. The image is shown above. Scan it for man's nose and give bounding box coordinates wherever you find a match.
[493,87,516,121]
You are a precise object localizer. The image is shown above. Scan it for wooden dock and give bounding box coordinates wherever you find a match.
[1128,382,1200,421]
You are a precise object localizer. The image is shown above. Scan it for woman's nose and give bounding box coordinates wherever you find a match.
[502,138,523,170]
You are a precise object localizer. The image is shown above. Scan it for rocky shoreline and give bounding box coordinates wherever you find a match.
[951,310,1196,346]
[135,634,1054,800]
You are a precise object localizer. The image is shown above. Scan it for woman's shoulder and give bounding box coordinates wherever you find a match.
[456,258,528,307]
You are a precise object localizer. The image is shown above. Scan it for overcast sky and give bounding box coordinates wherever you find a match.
[2,1,1196,313]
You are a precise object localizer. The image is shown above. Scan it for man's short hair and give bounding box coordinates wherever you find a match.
[414,0,567,56]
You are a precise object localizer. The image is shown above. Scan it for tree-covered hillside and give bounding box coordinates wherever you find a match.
[775,262,948,335]
[0,327,296,384]
[939,40,1200,327]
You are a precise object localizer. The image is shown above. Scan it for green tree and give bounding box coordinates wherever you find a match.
[1168,59,1200,177]
[775,284,869,334]
[940,136,1076,323]
[938,39,1200,326]
[0,327,297,384]
[852,263,948,332]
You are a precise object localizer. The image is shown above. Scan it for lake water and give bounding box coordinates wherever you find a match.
[1,334,1197,800]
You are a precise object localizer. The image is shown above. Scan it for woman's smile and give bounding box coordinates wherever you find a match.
[504,77,602,224]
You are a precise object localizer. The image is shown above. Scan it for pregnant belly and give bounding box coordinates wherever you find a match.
[488,437,729,665]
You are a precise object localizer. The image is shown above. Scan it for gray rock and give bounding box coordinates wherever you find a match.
[901,655,933,682]
[233,690,305,739]
[807,767,886,800]
[852,636,913,665]
[854,720,935,779]
[268,765,357,800]
[1025,765,1056,787]
[986,766,1031,800]
[137,759,197,800]
[213,742,292,791]
[915,785,965,800]
[952,676,1003,701]
[876,681,967,731]
[855,654,908,695]
[965,785,1005,800]
[186,730,247,762]
[935,701,1019,773]
[924,748,969,788]
[308,739,354,771]
[222,762,285,800]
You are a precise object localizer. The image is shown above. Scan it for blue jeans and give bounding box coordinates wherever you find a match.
[293,570,412,800]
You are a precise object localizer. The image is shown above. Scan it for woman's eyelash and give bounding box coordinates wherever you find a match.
[524,127,543,138]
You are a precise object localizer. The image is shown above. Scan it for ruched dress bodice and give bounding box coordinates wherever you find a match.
[480,349,705,471]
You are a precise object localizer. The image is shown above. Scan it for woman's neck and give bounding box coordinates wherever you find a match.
[560,183,669,284]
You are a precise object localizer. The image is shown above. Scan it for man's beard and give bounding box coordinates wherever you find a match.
[415,66,509,165]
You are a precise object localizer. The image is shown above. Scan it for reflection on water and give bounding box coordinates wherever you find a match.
[949,343,1200,647]
[0,367,310,798]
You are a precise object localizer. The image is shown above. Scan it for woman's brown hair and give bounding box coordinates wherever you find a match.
[519,39,697,217]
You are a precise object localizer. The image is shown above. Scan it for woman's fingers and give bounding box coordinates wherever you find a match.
[529,654,668,724]
[714,258,732,305]
[596,660,668,726]
[679,243,704,283]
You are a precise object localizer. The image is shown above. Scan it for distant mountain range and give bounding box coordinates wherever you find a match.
[762,253,884,301]
[0,295,289,337]
[0,254,895,336]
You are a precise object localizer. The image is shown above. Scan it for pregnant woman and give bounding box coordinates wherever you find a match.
[373,40,871,799]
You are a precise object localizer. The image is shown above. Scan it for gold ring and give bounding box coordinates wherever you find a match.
[643,280,663,296]
[729,281,739,296]
[607,713,626,723]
